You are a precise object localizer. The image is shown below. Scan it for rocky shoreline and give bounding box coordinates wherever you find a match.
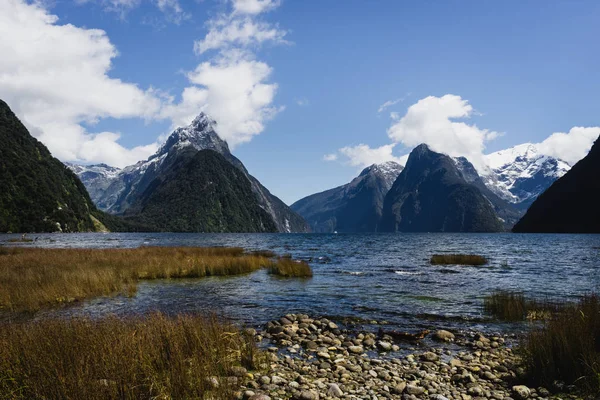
[232,314,580,400]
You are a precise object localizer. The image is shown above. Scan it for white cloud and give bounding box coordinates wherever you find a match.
[164,0,286,147]
[323,153,337,161]
[537,126,600,165]
[339,144,403,169]
[387,94,499,172]
[397,154,409,166]
[195,17,287,54]
[161,50,280,146]
[296,98,309,106]
[155,0,190,24]
[332,94,499,171]
[0,0,162,167]
[77,0,189,23]
[377,98,401,114]
[377,93,410,114]
[78,132,160,167]
[232,0,281,15]
[75,0,141,19]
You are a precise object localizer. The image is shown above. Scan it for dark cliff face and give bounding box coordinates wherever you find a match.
[291,162,403,232]
[513,136,600,233]
[76,114,309,233]
[123,149,277,233]
[379,145,503,233]
[453,157,523,229]
[0,99,101,233]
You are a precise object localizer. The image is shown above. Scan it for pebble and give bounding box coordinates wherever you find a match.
[235,313,546,400]
[327,383,343,397]
[512,385,531,400]
[433,330,455,342]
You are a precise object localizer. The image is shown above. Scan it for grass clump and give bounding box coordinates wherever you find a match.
[520,294,600,395]
[430,254,488,266]
[483,291,562,321]
[0,312,261,400]
[268,258,313,278]
[484,291,527,321]
[5,238,33,243]
[0,246,277,312]
[248,249,276,258]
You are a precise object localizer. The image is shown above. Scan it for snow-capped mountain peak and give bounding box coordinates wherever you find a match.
[155,112,228,159]
[485,143,539,171]
[483,143,571,205]
[359,161,404,189]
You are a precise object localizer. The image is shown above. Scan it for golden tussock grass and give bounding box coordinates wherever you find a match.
[430,254,488,266]
[0,312,262,400]
[0,246,310,312]
[268,258,313,278]
[521,294,600,395]
[483,291,562,321]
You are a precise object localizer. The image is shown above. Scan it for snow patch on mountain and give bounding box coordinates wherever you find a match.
[67,111,309,232]
[359,161,404,191]
[65,163,121,179]
[483,143,571,204]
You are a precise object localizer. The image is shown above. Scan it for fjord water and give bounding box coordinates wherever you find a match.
[3,233,600,332]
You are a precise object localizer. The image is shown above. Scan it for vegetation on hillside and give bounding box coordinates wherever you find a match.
[0,99,99,233]
[123,149,278,233]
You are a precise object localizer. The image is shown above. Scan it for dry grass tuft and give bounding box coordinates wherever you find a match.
[483,291,562,321]
[484,291,527,321]
[0,312,261,400]
[268,258,313,278]
[0,247,277,312]
[247,250,276,258]
[430,254,488,266]
[521,294,600,395]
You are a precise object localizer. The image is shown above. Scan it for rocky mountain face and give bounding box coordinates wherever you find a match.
[0,99,104,233]
[453,157,523,229]
[291,161,403,232]
[63,163,121,211]
[380,144,504,233]
[483,144,571,209]
[69,114,309,233]
[513,136,600,233]
[123,149,277,233]
[291,142,570,233]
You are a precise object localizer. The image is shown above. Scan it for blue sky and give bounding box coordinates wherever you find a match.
[1,0,599,204]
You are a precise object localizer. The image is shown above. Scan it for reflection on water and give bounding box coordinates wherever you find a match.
[2,232,600,332]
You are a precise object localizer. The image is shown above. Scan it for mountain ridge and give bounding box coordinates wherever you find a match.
[380,144,504,233]
[123,149,278,233]
[0,99,105,233]
[513,136,600,233]
[69,113,309,233]
[482,143,571,208]
[291,161,403,233]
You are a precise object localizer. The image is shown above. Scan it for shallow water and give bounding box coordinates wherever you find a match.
[2,232,600,332]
